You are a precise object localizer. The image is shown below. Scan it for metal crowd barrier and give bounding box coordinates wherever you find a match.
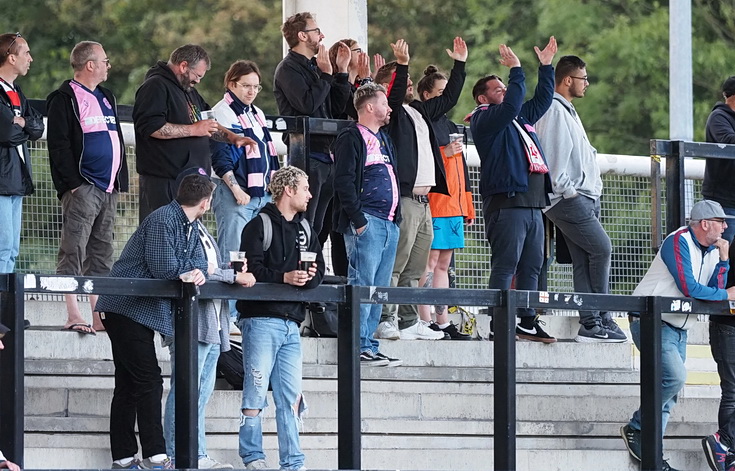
[1,273,731,470]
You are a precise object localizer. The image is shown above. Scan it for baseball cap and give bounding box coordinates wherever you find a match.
[175,167,210,191]
[689,200,735,221]
[0,323,9,338]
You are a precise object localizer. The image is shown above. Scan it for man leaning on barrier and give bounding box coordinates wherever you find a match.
[620,200,735,471]
[95,173,215,470]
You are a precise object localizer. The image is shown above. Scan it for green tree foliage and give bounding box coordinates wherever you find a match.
[2,0,734,153]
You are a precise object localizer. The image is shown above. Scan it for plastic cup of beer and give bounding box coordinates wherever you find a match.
[300,251,317,271]
[448,132,464,157]
[230,251,247,272]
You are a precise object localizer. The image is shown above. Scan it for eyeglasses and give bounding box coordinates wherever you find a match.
[236,82,262,93]
[92,59,110,67]
[5,32,21,56]
[302,27,321,35]
[570,75,589,83]
[351,47,363,53]
[187,67,204,80]
[706,218,727,224]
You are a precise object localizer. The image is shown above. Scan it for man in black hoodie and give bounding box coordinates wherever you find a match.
[236,166,325,470]
[133,44,254,223]
[273,12,352,235]
[47,41,128,335]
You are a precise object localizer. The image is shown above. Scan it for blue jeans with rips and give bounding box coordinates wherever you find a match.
[237,317,305,470]
[344,213,400,354]
[163,341,221,458]
[627,318,688,435]
[0,195,23,273]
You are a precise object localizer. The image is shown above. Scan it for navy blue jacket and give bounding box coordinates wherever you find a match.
[470,65,554,199]
[703,102,735,207]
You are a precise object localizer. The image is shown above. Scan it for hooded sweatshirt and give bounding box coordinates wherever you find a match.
[236,202,325,324]
[703,102,735,207]
[133,61,212,179]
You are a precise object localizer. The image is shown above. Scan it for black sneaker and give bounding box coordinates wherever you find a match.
[374,352,403,367]
[427,322,451,340]
[515,316,556,343]
[437,322,471,340]
[575,323,627,343]
[620,424,641,461]
[360,351,389,366]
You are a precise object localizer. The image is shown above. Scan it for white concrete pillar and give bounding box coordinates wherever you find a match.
[669,0,693,140]
[281,0,368,56]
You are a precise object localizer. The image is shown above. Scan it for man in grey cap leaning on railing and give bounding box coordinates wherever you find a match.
[620,199,735,471]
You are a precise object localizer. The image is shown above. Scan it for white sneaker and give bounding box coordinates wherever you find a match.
[375,321,400,340]
[198,456,234,469]
[245,459,267,470]
[399,320,445,340]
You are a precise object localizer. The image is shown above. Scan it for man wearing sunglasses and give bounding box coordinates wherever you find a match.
[0,33,43,278]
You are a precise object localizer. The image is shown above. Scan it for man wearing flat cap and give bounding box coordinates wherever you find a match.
[619,200,735,471]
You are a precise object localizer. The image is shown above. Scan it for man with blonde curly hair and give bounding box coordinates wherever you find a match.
[235,166,325,470]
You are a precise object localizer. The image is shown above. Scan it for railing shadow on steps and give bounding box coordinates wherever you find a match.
[0,273,733,471]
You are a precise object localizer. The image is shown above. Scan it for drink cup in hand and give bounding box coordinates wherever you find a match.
[230,251,247,272]
[300,251,317,272]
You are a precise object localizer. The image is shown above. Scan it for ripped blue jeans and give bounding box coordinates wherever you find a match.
[238,317,305,470]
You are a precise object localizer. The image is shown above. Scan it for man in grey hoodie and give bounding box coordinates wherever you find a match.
[535,55,626,343]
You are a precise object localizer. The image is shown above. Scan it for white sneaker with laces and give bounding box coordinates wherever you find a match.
[375,321,400,340]
[245,459,267,470]
[198,456,234,469]
[399,320,445,340]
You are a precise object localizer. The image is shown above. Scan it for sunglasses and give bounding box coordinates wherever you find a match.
[5,32,21,56]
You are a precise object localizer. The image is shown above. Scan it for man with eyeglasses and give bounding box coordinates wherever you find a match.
[618,200,735,471]
[133,44,255,223]
[273,11,352,236]
[534,55,626,343]
[46,41,128,336]
[0,32,43,278]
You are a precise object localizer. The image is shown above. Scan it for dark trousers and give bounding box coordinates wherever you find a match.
[304,158,334,236]
[138,174,178,224]
[102,311,166,460]
[710,321,735,447]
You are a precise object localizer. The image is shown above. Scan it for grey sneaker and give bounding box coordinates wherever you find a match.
[245,459,267,470]
[199,456,234,469]
[112,458,141,469]
[375,321,400,340]
[140,457,173,469]
[575,323,627,343]
[602,317,628,339]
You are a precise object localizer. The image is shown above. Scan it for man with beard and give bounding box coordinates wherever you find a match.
[371,38,466,341]
[273,12,352,236]
[133,44,254,222]
[534,55,626,343]
[333,83,402,365]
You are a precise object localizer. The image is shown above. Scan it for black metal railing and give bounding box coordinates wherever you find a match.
[1,273,731,471]
[650,139,735,248]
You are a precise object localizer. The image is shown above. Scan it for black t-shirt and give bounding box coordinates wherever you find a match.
[483,172,549,213]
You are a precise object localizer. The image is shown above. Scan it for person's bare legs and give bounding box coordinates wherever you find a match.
[418,250,441,322]
[64,294,98,333]
[90,294,103,331]
[433,249,454,325]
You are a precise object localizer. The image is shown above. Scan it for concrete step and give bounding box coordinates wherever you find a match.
[21,433,706,470]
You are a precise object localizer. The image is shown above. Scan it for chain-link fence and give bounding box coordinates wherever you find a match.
[20,137,687,298]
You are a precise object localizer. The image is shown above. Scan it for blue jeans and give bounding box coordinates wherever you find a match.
[0,195,23,273]
[164,341,221,458]
[344,214,400,354]
[238,317,305,470]
[484,206,544,317]
[545,196,612,326]
[627,318,688,435]
[710,321,735,447]
[212,178,270,319]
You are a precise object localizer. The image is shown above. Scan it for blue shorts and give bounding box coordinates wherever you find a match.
[431,216,464,250]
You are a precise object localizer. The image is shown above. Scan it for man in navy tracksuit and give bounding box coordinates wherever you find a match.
[469,38,557,342]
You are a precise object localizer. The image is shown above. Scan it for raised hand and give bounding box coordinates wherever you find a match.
[534,36,557,66]
[372,53,386,78]
[391,39,410,65]
[315,44,333,74]
[446,36,468,62]
[356,52,371,80]
[335,42,351,74]
[498,44,520,68]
